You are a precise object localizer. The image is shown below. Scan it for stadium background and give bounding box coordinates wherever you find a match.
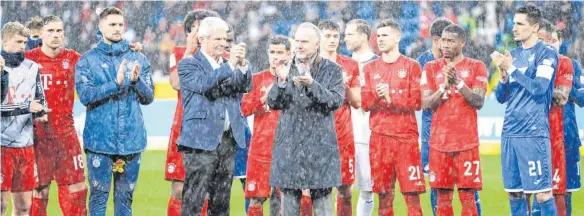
[1,0,583,215]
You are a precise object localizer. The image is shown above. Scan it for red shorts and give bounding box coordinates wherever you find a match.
[245,156,272,198]
[339,144,356,185]
[551,140,567,194]
[165,126,185,181]
[428,147,483,190]
[369,133,425,193]
[1,146,38,192]
[34,134,85,186]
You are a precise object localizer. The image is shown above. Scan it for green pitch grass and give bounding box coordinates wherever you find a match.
[6,151,583,215]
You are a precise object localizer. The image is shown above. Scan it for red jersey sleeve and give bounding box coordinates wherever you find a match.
[68,51,82,94]
[421,63,437,92]
[387,61,422,111]
[556,56,574,89]
[360,63,380,112]
[169,47,187,72]
[241,73,267,117]
[471,61,488,90]
[347,61,360,88]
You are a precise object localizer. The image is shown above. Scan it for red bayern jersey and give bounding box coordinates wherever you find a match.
[241,69,280,160]
[168,46,195,134]
[335,55,360,147]
[361,55,422,142]
[421,57,488,152]
[26,48,80,137]
[549,55,574,143]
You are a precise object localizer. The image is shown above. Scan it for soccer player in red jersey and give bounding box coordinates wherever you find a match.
[317,20,361,215]
[421,24,487,216]
[165,9,220,216]
[533,19,573,216]
[361,19,425,216]
[25,15,87,216]
[242,35,291,216]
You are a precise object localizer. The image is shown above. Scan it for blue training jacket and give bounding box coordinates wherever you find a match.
[75,37,154,155]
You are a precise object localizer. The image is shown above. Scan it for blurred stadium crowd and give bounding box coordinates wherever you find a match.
[2,0,582,84]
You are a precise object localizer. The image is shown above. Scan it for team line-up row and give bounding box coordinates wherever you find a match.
[1,3,583,216]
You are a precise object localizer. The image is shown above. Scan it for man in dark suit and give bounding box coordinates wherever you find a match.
[176,16,252,216]
[268,22,345,216]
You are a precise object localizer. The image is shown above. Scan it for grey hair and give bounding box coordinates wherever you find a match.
[296,22,322,41]
[197,17,229,38]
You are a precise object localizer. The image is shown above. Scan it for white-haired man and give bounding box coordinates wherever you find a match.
[176,17,252,215]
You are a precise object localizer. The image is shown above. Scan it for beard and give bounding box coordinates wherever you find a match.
[348,43,361,52]
[105,35,123,43]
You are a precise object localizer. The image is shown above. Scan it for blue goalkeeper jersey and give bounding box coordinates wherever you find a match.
[563,59,584,149]
[416,49,436,143]
[495,41,558,138]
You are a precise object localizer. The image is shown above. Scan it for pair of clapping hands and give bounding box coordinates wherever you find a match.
[490,50,514,83]
[273,59,313,87]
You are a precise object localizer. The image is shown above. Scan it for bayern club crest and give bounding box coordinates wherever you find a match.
[397,69,407,78]
[247,181,256,191]
[167,163,176,173]
[429,172,436,182]
[93,157,101,168]
[62,60,70,69]
[460,69,470,78]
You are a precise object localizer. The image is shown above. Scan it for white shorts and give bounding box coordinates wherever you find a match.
[355,142,372,191]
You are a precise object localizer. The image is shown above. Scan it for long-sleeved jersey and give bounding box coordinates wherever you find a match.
[361,55,422,143]
[241,69,279,160]
[25,48,80,138]
[549,55,573,144]
[416,49,436,143]
[335,54,360,147]
[495,41,558,138]
[563,59,584,149]
[421,57,488,152]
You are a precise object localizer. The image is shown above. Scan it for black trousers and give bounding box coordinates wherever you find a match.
[179,129,236,216]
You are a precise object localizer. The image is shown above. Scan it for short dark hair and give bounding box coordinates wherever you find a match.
[430,18,453,37]
[317,20,340,32]
[347,19,371,40]
[539,19,555,33]
[442,24,467,41]
[269,35,291,51]
[183,9,220,33]
[25,16,43,30]
[516,4,542,26]
[42,15,63,26]
[99,7,123,20]
[377,19,401,32]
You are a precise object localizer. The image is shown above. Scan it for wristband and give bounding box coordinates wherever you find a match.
[456,80,465,90]
[438,84,446,94]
